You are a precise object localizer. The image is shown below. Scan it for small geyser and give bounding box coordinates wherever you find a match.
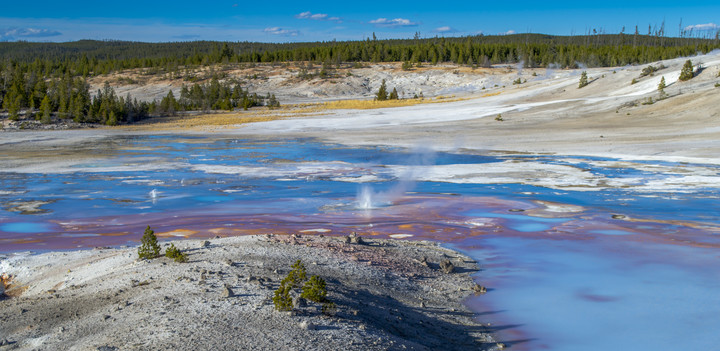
[355,145,436,210]
[149,189,158,204]
[357,185,375,209]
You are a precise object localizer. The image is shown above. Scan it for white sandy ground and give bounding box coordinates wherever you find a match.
[233,51,720,161]
[0,235,498,350]
[1,56,720,194]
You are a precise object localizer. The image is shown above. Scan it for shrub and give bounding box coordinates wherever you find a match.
[321,301,337,316]
[578,71,589,88]
[401,61,413,71]
[165,243,187,263]
[640,64,662,77]
[300,275,327,303]
[138,225,161,259]
[631,78,638,85]
[679,60,694,81]
[273,283,293,311]
[282,260,307,289]
[273,260,333,313]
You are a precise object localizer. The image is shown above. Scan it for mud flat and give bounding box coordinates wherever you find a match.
[0,234,497,350]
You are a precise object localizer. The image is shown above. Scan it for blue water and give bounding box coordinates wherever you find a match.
[1,135,719,349]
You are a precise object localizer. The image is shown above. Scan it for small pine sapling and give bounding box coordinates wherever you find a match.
[389,87,399,100]
[578,71,589,88]
[657,76,667,98]
[165,243,187,262]
[679,60,694,81]
[273,283,293,311]
[282,259,307,289]
[138,225,161,259]
[375,80,388,101]
[300,275,327,303]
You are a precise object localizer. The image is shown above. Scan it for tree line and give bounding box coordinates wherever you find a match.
[0,69,278,125]
[155,78,278,116]
[1,34,718,78]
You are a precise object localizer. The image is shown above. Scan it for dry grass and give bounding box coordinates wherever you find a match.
[118,93,478,132]
[482,91,502,97]
[120,111,293,132]
[293,96,468,113]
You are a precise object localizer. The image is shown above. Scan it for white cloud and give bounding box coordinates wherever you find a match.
[369,18,418,27]
[499,30,516,35]
[434,26,458,33]
[684,23,719,32]
[264,27,299,36]
[296,11,342,23]
[0,27,61,41]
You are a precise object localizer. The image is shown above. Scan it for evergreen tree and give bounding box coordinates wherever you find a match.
[106,111,118,126]
[578,71,589,88]
[39,95,51,124]
[375,79,388,101]
[8,95,21,121]
[679,60,694,81]
[138,225,161,259]
[389,87,399,100]
[658,76,666,95]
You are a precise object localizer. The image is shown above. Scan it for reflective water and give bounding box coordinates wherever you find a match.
[1,136,719,349]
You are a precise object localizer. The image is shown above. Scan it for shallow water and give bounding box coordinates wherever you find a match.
[1,135,719,349]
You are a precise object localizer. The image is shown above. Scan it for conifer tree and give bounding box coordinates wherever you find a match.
[40,95,51,124]
[658,76,666,95]
[138,225,161,259]
[389,87,399,100]
[679,60,694,81]
[375,79,388,101]
[578,71,589,88]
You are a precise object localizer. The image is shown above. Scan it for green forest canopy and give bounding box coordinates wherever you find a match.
[2,33,719,76]
[1,33,719,125]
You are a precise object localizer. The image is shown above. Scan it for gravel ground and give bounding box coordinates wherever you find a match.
[0,234,498,350]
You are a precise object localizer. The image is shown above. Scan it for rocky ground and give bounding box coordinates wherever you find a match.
[0,234,498,350]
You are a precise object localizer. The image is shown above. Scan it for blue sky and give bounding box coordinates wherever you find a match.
[1,1,719,42]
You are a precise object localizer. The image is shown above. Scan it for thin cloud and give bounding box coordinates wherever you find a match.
[434,26,458,33]
[0,27,62,41]
[296,11,342,23]
[684,23,719,31]
[369,18,418,27]
[264,27,300,36]
[499,30,516,35]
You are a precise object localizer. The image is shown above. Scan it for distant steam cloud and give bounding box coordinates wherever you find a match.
[370,18,418,27]
[264,27,300,36]
[0,27,62,41]
[296,11,341,22]
[684,23,719,32]
[434,26,458,33]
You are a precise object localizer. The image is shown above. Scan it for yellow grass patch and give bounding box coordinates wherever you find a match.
[119,110,296,132]
[120,95,472,131]
[293,96,468,113]
[482,91,502,97]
